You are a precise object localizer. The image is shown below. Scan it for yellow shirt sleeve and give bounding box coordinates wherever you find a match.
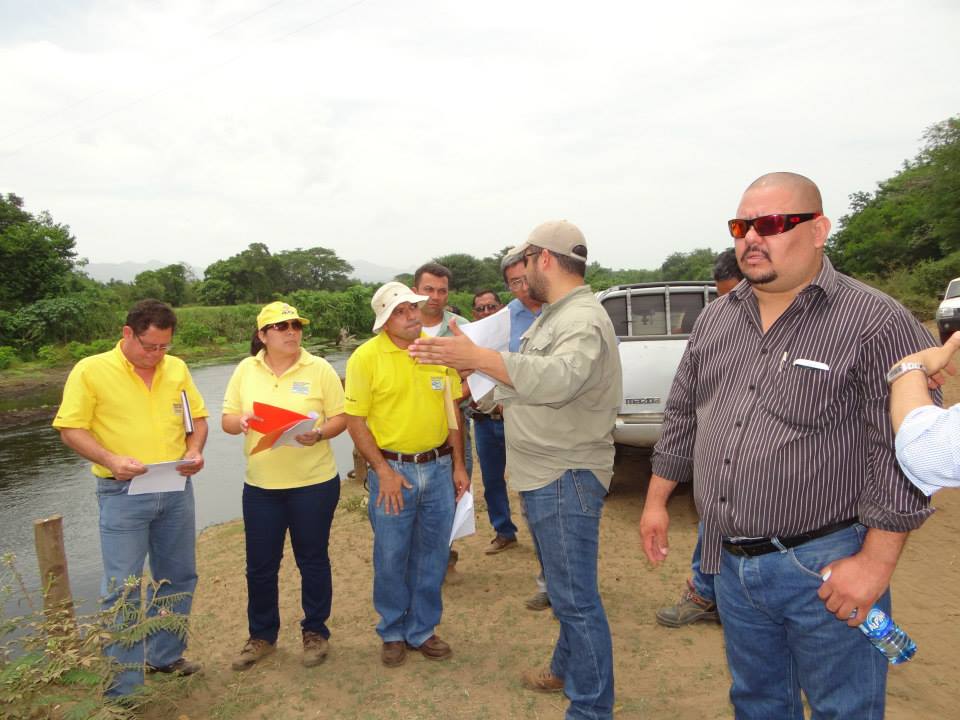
[344,350,372,416]
[52,362,95,429]
[223,361,245,415]
[319,361,346,419]
[448,368,463,402]
[183,369,209,419]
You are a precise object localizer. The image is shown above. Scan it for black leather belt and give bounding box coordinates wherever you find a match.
[722,518,858,558]
[472,412,503,422]
[380,445,453,464]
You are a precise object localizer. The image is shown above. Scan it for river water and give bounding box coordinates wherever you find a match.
[0,353,355,614]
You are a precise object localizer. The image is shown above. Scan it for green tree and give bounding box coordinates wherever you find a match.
[202,243,282,304]
[0,195,82,311]
[132,263,192,306]
[828,116,960,279]
[432,253,501,292]
[659,248,717,281]
[276,247,354,292]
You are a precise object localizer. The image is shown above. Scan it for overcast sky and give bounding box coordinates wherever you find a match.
[1,0,958,275]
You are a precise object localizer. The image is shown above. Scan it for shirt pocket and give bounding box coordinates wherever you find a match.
[764,356,853,430]
[521,327,553,355]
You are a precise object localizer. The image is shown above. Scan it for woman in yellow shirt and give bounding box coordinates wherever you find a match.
[222,302,346,671]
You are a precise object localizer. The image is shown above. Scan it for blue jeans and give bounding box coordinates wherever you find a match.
[690,522,715,603]
[715,523,889,720]
[242,478,340,644]
[521,471,614,720]
[473,418,517,539]
[367,454,455,646]
[96,478,198,698]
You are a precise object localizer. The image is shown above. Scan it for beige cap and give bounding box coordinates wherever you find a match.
[509,220,588,263]
[371,281,429,333]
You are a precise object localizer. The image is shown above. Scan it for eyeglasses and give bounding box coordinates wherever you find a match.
[473,303,500,313]
[507,277,527,289]
[136,335,172,353]
[728,213,821,239]
[522,249,542,267]
[263,320,303,332]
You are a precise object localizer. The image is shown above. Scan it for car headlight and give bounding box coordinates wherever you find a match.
[937,307,955,319]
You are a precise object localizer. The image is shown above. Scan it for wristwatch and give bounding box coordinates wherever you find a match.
[886,361,926,386]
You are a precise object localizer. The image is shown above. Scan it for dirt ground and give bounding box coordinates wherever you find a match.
[142,381,960,720]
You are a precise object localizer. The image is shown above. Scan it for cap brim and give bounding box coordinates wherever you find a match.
[507,243,529,257]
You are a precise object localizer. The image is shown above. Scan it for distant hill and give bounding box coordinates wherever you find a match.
[348,259,410,283]
[84,258,409,285]
[83,260,203,283]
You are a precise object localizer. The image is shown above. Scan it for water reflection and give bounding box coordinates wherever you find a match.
[0,353,355,612]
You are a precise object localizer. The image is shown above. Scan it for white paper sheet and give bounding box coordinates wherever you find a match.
[275,412,320,449]
[127,460,191,495]
[461,307,511,399]
[449,490,476,544]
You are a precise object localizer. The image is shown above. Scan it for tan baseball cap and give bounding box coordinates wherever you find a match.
[509,220,588,263]
[371,281,429,333]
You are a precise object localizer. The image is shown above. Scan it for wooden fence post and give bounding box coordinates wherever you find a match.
[33,515,75,623]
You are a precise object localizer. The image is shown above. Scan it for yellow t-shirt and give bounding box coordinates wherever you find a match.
[344,332,462,453]
[52,342,209,478]
[223,348,345,489]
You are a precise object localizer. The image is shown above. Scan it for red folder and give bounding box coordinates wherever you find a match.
[248,402,312,455]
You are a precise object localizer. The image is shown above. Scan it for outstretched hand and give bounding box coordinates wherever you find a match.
[408,319,480,370]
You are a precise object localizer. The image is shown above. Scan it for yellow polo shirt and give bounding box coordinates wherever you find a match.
[53,342,209,478]
[223,348,345,489]
[344,332,462,453]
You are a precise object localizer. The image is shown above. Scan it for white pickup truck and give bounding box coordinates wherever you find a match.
[596,281,717,448]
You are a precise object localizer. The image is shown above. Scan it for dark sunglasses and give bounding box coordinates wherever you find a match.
[522,248,542,267]
[727,213,821,239]
[473,303,500,313]
[263,320,303,332]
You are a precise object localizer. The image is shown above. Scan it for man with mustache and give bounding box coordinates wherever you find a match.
[345,282,470,667]
[640,172,935,719]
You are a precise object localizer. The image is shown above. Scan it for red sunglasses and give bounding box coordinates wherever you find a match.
[728,213,821,239]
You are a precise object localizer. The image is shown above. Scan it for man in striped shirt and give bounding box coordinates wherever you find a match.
[640,172,935,719]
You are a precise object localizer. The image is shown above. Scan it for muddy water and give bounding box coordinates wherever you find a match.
[0,353,355,613]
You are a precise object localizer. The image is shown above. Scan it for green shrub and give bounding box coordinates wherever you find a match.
[175,320,217,347]
[0,346,17,370]
[36,345,66,366]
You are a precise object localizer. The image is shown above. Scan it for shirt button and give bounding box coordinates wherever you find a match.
[748,384,755,391]
[723,458,731,465]
[719,496,726,503]
[760,348,768,355]
[735,420,743,428]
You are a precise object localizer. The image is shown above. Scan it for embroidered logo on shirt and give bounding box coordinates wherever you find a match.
[430,376,445,391]
[291,381,311,395]
[172,402,183,416]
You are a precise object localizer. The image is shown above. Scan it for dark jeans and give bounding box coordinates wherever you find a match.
[242,478,340,643]
[473,417,517,539]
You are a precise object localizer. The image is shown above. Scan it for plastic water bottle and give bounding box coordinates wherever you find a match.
[858,606,917,665]
[820,570,917,665]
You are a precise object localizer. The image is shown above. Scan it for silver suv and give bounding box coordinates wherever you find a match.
[935,277,960,343]
[597,281,717,448]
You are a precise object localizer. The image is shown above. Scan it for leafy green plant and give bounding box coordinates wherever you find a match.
[0,346,17,370]
[1,554,193,720]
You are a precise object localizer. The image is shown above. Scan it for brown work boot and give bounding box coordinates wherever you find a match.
[302,630,329,667]
[231,637,275,671]
[406,634,452,661]
[522,667,564,693]
[525,591,551,611]
[444,549,464,585]
[655,580,720,628]
[146,657,202,676]
[485,535,518,555]
[381,640,407,667]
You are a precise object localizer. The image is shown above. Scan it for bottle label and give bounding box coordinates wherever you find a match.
[860,608,892,639]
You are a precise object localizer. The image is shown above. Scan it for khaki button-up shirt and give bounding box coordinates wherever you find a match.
[495,285,622,492]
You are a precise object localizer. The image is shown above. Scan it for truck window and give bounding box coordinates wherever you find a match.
[601,296,628,335]
[631,295,667,336]
[671,293,706,334]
